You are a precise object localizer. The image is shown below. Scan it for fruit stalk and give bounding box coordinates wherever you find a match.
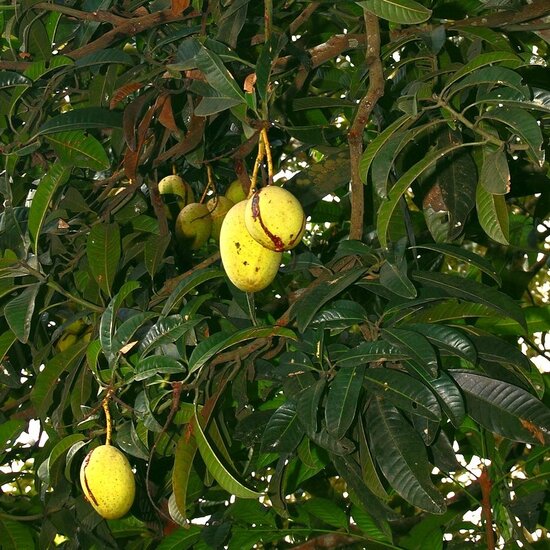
[102,394,112,446]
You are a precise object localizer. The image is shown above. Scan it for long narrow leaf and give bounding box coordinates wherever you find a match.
[367,398,445,514]
[193,413,262,498]
[28,164,71,253]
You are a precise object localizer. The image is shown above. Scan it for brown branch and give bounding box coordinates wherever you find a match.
[32,2,128,25]
[348,13,384,242]
[273,34,367,74]
[479,466,496,550]
[450,0,550,29]
[66,8,200,60]
[289,2,321,35]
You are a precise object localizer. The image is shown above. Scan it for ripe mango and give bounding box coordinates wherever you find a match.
[244,186,305,251]
[207,195,234,241]
[220,200,281,292]
[80,444,135,519]
[175,203,212,250]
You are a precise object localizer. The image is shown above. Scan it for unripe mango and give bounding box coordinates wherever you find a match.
[207,196,234,241]
[244,186,305,251]
[158,175,195,220]
[80,445,135,519]
[175,203,212,250]
[225,179,247,204]
[220,200,281,292]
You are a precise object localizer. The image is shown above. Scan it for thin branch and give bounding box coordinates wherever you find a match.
[289,2,320,35]
[348,12,384,242]
[32,2,128,25]
[66,8,200,60]
[450,0,550,29]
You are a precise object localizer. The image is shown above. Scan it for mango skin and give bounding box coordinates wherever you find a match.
[244,186,306,252]
[175,203,212,250]
[225,179,247,204]
[207,196,234,241]
[158,175,195,220]
[80,445,135,520]
[220,201,281,292]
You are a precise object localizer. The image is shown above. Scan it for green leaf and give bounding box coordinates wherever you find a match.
[480,146,511,195]
[429,372,465,427]
[412,271,525,331]
[335,340,408,367]
[0,419,26,453]
[411,243,501,285]
[74,48,134,67]
[360,115,415,184]
[364,368,441,420]
[188,326,296,374]
[303,497,349,529]
[139,315,198,357]
[36,108,123,136]
[441,51,522,94]
[133,356,186,381]
[144,234,171,278]
[111,311,157,355]
[4,284,41,343]
[31,339,87,418]
[161,268,224,315]
[367,398,446,514]
[406,323,476,364]
[194,96,244,116]
[99,281,140,360]
[351,505,393,543]
[476,184,509,245]
[379,258,417,299]
[87,222,121,297]
[23,56,73,81]
[405,299,497,324]
[311,300,368,329]
[358,0,432,24]
[0,518,35,550]
[261,401,305,453]
[297,379,326,435]
[45,131,110,171]
[0,71,32,88]
[172,429,198,520]
[446,66,529,99]
[193,413,262,498]
[28,164,71,253]
[480,107,544,165]
[325,365,366,439]
[156,525,202,550]
[449,371,550,445]
[48,434,87,479]
[377,142,476,248]
[476,305,550,335]
[195,46,246,102]
[295,267,368,332]
[381,328,438,377]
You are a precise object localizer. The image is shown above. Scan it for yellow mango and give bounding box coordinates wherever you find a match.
[220,201,281,292]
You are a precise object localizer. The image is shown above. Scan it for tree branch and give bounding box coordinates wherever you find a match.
[289,2,321,35]
[348,12,384,242]
[479,465,496,550]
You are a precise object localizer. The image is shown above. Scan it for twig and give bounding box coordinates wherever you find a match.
[63,8,200,60]
[32,2,128,25]
[289,533,358,550]
[347,12,384,241]
[289,2,320,35]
